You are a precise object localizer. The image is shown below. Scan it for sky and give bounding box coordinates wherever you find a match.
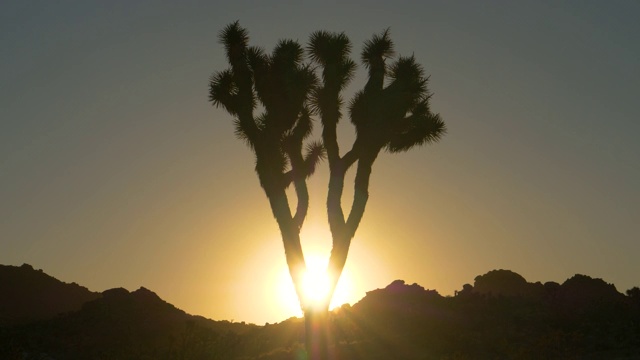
[2,1,639,325]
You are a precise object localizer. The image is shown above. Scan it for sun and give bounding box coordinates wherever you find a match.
[300,254,353,310]
[276,253,352,317]
[301,256,331,306]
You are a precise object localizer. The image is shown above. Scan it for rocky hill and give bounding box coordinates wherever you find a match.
[1,265,639,359]
[0,264,100,326]
[0,264,255,359]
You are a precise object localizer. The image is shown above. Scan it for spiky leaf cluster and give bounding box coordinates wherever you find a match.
[209,22,324,192]
[307,31,357,127]
[350,31,445,159]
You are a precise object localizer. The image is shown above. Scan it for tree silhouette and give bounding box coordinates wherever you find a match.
[209,22,445,359]
[210,22,321,308]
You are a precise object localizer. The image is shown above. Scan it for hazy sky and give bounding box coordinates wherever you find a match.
[2,1,639,324]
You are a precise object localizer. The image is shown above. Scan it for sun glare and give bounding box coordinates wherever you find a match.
[305,254,352,310]
[302,256,331,305]
[276,252,353,317]
[272,223,357,318]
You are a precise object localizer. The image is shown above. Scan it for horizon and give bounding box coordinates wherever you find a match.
[6,262,636,325]
[2,1,639,325]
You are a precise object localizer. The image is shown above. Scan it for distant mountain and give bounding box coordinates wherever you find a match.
[334,272,640,359]
[249,274,640,359]
[1,265,639,359]
[0,265,256,359]
[6,286,253,359]
[0,264,100,326]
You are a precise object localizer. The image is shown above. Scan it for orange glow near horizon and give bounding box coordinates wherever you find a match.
[276,248,354,317]
[234,220,391,324]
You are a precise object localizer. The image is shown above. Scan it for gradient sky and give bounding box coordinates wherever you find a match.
[2,1,639,324]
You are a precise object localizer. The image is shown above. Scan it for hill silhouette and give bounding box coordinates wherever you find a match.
[0,264,100,326]
[0,264,254,359]
[1,265,639,359]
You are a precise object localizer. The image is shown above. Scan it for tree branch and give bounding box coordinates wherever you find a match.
[345,159,372,236]
[266,188,307,307]
[340,145,360,170]
[287,149,309,230]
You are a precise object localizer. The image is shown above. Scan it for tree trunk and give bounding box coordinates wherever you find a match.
[304,306,330,360]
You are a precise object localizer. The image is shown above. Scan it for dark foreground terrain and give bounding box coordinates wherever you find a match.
[2,264,639,359]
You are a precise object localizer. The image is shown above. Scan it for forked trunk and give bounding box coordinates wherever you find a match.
[267,190,329,359]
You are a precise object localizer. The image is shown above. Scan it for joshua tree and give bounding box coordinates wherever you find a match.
[209,22,445,359]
